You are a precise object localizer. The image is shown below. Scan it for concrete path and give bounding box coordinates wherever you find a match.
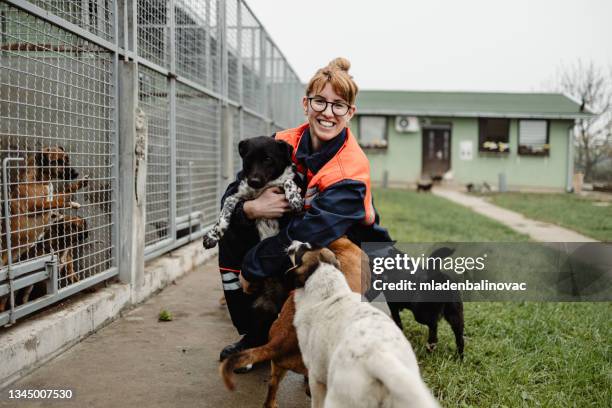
[433,188,597,242]
[0,261,310,408]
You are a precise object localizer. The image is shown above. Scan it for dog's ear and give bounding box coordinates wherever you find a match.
[318,248,340,269]
[238,140,249,159]
[276,140,293,162]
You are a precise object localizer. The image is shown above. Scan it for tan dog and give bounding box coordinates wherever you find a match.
[220,237,368,408]
[1,146,88,311]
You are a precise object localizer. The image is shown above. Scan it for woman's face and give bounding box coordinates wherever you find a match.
[303,83,355,150]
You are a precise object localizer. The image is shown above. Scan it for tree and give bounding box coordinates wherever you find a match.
[553,61,612,181]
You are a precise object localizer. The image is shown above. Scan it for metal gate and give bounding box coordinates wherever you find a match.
[1,0,303,326]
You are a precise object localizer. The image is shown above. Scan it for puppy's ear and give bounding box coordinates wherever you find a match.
[238,140,249,159]
[276,140,293,162]
[318,248,340,269]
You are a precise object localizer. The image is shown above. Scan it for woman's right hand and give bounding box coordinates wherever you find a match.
[243,187,290,219]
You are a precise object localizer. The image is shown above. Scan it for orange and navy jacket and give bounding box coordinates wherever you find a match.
[220,124,391,281]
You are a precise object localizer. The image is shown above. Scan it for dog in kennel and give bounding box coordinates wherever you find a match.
[0,146,89,311]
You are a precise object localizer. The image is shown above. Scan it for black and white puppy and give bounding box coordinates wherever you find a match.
[202,136,303,249]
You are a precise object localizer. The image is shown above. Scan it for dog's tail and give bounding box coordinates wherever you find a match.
[219,343,279,391]
[365,352,440,408]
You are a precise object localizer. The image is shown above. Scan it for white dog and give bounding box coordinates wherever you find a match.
[288,241,440,408]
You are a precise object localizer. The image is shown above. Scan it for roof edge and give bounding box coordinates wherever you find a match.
[355,109,591,120]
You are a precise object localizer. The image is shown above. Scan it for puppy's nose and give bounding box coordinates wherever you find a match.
[247,178,264,189]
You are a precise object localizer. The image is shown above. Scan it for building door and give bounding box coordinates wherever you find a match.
[421,127,451,177]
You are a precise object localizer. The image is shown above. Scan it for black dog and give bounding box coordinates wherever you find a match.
[204,137,304,327]
[203,136,303,249]
[384,247,465,358]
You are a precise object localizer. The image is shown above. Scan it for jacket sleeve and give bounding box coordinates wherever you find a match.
[241,180,366,281]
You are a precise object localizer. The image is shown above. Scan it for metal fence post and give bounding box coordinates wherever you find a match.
[168,0,177,244]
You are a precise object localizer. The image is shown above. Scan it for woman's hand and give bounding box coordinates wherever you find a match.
[243,187,290,219]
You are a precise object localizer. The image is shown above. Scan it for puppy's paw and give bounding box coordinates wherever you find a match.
[70,201,81,210]
[202,234,218,249]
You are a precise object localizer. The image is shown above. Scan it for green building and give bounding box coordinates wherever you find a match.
[351,91,589,191]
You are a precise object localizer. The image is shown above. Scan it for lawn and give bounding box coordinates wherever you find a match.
[487,192,612,241]
[373,188,611,407]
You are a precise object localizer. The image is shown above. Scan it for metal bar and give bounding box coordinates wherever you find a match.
[3,0,118,53]
[11,269,50,292]
[219,0,227,105]
[9,255,54,280]
[111,0,120,270]
[236,0,243,108]
[168,0,176,74]
[9,267,118,322]
[46,255,59,297]
[188,161,193,241]
[144,237,176,261]
[144,228,209,262]
[205,0,212,91]
[137,57,170,77]
[176,212,202,226]
[169,80,178,245]
[175,75,224,104]
[2,157,24,325]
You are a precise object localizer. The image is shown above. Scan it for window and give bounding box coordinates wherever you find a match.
[358,116,388,148]
[519,120,549,156]
[479,118,510,153]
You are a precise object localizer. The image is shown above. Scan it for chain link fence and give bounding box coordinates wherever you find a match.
[0,0,303,326]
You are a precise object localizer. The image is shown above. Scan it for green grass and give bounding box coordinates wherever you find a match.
[487,192,612,241]
[374,188,529,242]
[373,188,611,407]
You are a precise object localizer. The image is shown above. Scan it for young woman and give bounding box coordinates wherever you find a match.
[217,58,391,362]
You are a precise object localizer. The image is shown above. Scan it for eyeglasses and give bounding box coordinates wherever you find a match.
[307,97,351,116]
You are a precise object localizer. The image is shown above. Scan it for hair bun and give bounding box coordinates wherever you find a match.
[328,57,351,73]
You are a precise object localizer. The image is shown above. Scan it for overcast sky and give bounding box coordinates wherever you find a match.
[245,0,612,93]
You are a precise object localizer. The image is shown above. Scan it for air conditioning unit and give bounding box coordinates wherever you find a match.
[395,116,419,133]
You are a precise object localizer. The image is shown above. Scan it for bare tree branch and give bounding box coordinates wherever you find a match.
[553,60,612,181]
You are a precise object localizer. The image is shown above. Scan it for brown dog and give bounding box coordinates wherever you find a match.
[0,146,88,311]
[220,237,368,408]
[12,215,89,305]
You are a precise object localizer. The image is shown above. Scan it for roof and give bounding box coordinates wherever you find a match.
[355,90,590,119]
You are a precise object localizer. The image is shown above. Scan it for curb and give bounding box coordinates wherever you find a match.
[0,242,216,389]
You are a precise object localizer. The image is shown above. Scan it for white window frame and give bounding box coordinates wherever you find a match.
[358,116,388,148]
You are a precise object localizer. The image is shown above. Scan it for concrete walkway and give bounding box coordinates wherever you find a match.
[433,188,597,242]
[0,260,310,408]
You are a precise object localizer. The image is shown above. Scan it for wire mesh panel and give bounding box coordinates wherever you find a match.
[243,111,267,138]
[175,0,219,92]
[175,82,219,231]
[0,3,115,309]
[137,0,169,68]
[28,0,115,41]
[138,66,171,248]
[239,2,261,113]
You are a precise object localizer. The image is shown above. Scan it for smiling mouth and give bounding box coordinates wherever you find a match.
[317,119,335,128]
